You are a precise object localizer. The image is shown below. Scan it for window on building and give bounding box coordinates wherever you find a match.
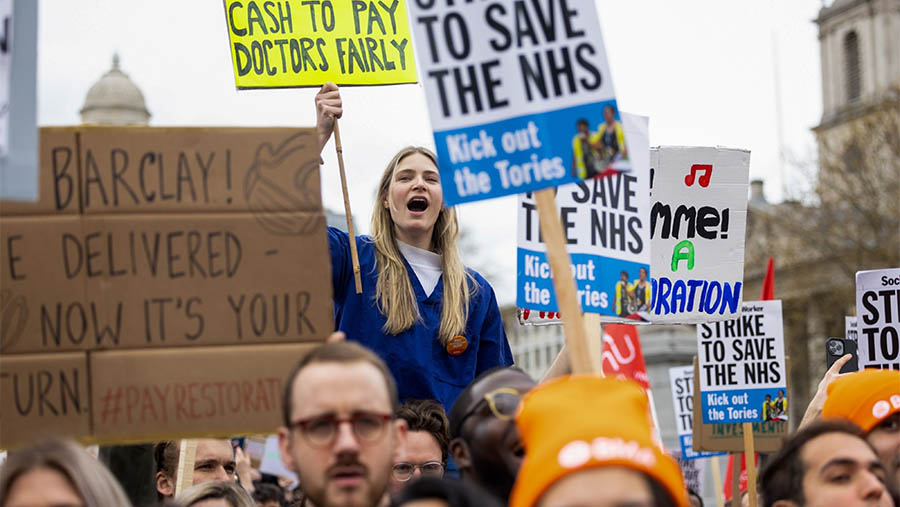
[843,142,863,172]
[844,30,861,102]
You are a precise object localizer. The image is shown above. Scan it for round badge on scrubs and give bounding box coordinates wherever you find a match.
[446,335,468,356]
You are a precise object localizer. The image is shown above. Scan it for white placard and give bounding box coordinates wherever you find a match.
[845,316,858,342]
[0,0,12,156]
[648,146,750,323]
[669,365,726,460]
[856,268,900,370]
[259,435,298,487]
[698,300,786,424]
[407,0,626,205]
[676,455,707,496]
[516,113,650,320]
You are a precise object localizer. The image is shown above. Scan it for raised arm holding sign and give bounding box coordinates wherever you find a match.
[313,86,513,413]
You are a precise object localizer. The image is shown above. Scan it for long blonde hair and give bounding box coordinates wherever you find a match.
[371,147,474,346]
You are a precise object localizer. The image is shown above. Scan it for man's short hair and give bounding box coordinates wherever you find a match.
[281,341,399,426]
[396,399,451,463]
[759,420,868,507]
[154,440,179,500]
[448,366,529,439]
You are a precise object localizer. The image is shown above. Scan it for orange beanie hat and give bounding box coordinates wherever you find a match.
[509,375,688,507]
[822,368,900,433]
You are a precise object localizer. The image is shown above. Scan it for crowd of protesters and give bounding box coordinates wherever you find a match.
[2,340,896,507]
[1,85,898,507]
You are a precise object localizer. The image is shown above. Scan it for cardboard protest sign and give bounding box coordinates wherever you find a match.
[669,365,726,460]
[698,300,786,424]
[691,357,789,453]
[222,0,417,88]
[648,147,750,323]
[407,1,627,205]
[856,268,900,370]
[517,114,649,318]
[0,352,92,445]
[0,127,332,449]
[90,343,315,443]
[0,128,331,354]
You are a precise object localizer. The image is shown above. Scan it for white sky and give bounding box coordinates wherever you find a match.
[37,0,825,305]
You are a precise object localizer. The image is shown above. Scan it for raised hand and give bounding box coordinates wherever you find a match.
[315,82,343,154]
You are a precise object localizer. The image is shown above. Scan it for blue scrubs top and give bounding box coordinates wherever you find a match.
[329,227,513,412]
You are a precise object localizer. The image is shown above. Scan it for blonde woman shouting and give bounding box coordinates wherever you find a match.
[315,83,513,412]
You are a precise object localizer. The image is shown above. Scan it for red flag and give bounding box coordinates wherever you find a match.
[723,453,759,501]
[760,257,775,301]
[601,324,650,390]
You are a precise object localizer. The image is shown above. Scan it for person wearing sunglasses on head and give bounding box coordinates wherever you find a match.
[391,399,451,494]
[278,342,408,507]
[447,366,536,504]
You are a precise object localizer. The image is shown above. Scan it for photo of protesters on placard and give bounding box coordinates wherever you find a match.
[630,267,652,312]
[615,270,633,317]
[593,104,630,171]
[569,105,632,182]
[571,118,604,179]
[762,390,789,421]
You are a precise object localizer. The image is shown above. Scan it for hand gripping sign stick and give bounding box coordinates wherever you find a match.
[534,189,594,374]
[332,119,363,294]
[175,439,198,496]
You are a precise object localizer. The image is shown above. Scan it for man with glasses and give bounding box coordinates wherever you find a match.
[278,342,408,507]
[391,399,450,493]
[447,367,536,504]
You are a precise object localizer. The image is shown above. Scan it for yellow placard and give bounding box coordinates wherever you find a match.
[223,0,418,88]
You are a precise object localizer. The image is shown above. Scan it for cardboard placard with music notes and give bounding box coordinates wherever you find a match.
[645,146,750,324]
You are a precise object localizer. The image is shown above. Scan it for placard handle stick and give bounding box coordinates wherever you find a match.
[585,313,604,373]
[175,439,198,496]
[534,189,592,374]
[742,423,758,507]
[333,119,362,294]
[730,452,741,507]
[711,455,725,507]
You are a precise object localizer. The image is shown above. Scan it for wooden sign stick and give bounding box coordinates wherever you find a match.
[585,313,605,374]
[711,455,725,507]
[731,452,741,507]
[332,119,363,294]
[743,423,759,507]
[174,439,198,496]
[534,189,592,374]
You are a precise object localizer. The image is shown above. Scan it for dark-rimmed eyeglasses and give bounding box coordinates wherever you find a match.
[392,461,444,481]
[289,411,393,447]
[458,387,523,429]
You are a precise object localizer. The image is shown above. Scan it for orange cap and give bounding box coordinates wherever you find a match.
[509,375,688,507]
[823,368,900,433]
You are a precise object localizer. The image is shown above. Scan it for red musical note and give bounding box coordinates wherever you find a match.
[684,164,713,187]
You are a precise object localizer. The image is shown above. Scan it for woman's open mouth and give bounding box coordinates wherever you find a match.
[407,196,429,213]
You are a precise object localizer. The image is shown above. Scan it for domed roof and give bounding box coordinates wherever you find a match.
[80,54,151,125]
